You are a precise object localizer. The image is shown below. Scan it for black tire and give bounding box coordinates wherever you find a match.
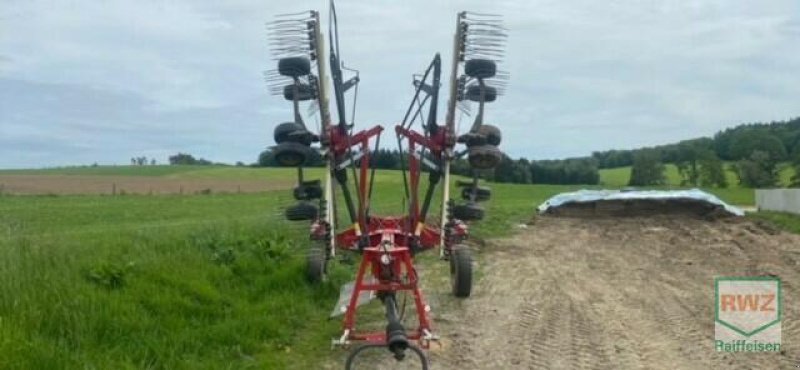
[293,180,323,200]
[283,83,315,101]
[278,57,311,77]
[274,122,304,144]
[306,245,328,283]
[468,144,502,170]
[450,246,472,298]
[273,142,313,167]
[464,59,496,79]
[457,132,487,147]
[477,124,502,146]
[451,202,484,221]
[285,201,318,221]
[461,186,491,202]
[466,85,497,102]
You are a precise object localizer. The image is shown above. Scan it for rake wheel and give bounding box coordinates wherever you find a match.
[466,85,497,102]
[283,83,316,101]
[477,124,502,146]
[451,202,484,221]
[306,244,328,283]
[460,186,491,202]
[464,58,496,79]
[274,142,313,166]
[285,201,318,221]
[467,144,502,169]
[450,245,472,298]
[278,56,311,77]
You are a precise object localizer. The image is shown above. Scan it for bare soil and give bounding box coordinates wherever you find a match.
[0,175,293,195]
[331,215,800,369]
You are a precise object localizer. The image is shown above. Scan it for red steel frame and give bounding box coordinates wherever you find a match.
[325,123,465,348]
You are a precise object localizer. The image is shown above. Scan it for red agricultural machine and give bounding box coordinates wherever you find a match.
[266,2,507,368]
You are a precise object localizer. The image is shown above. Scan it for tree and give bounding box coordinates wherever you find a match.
[169,153,198,165]
[257,149,277,167]
[628,149,666,186]
[728,131,787,161]
[736,150,778,188]
[790,148,800,187]
[698,150,728,188]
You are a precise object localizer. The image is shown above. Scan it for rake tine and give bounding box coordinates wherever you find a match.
[273,10,314,17]
[464,22,507,31]
[464,11,503,17]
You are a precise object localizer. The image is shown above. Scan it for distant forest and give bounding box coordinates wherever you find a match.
[258,117,800,188]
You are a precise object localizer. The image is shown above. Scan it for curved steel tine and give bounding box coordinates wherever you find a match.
[465,51,505,58]
[466,30,508,37]
[267,30,310,36]
[465,49,505,56]
[466,45,506,51]
[464,11,503,17]
[268,39,310,45]
[268,38,309,43]
[466,36,507,43]
[267,19,311,25]
[465,22,507,31]
[274,10,314,17]
[267,25,310,32]
[466,51,505,58]
[465,44,506,50]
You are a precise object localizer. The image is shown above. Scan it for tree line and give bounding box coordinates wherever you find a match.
[255,117,800,188]
[257,147,601,185]
[608,117,800,188]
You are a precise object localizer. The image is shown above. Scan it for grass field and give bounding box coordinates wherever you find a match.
[597,162,798,205]
[3,165,798,368]
[0,166,578,369]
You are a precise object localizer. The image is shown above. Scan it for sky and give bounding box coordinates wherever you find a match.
[1,0,799,169]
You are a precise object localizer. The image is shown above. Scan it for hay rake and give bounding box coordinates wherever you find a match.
[266,3,507,368]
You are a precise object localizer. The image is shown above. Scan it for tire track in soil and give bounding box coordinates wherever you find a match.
[427,216,800,370]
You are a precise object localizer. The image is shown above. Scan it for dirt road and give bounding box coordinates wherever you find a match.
[326,215,799,369]
[423,215,799,369]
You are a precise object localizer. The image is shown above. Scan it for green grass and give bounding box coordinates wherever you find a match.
[0,166,575,369]
[748,211,800,234]
[0,191,355,369]
[595,163,793,206]
[4,163,788,369]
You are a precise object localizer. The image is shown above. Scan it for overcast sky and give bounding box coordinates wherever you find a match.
[1,0,799,168]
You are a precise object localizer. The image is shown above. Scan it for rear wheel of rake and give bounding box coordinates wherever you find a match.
[464,58,497,79]
[283,83,316,101]
[477,124,502,146]
[466,85,497,102]
[278,56,311,77]
[467,144,502,170]
[344,343,429,370]
[461,186,491,202]
[306,244,328,283]
[293,181,323,200]
[274,142,313,167]
[450,246,472,298]
[451,202,484,221]
[285,201,318,221]
[274,122,305,144]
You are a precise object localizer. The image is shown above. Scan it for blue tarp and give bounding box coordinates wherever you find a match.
[537,188,744,216]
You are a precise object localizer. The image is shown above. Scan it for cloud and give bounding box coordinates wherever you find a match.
[1,0,799,168]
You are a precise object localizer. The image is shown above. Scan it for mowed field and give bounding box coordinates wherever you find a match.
[3,165,794,369]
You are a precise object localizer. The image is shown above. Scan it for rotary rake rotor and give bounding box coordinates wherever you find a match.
[266,3,508,368]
